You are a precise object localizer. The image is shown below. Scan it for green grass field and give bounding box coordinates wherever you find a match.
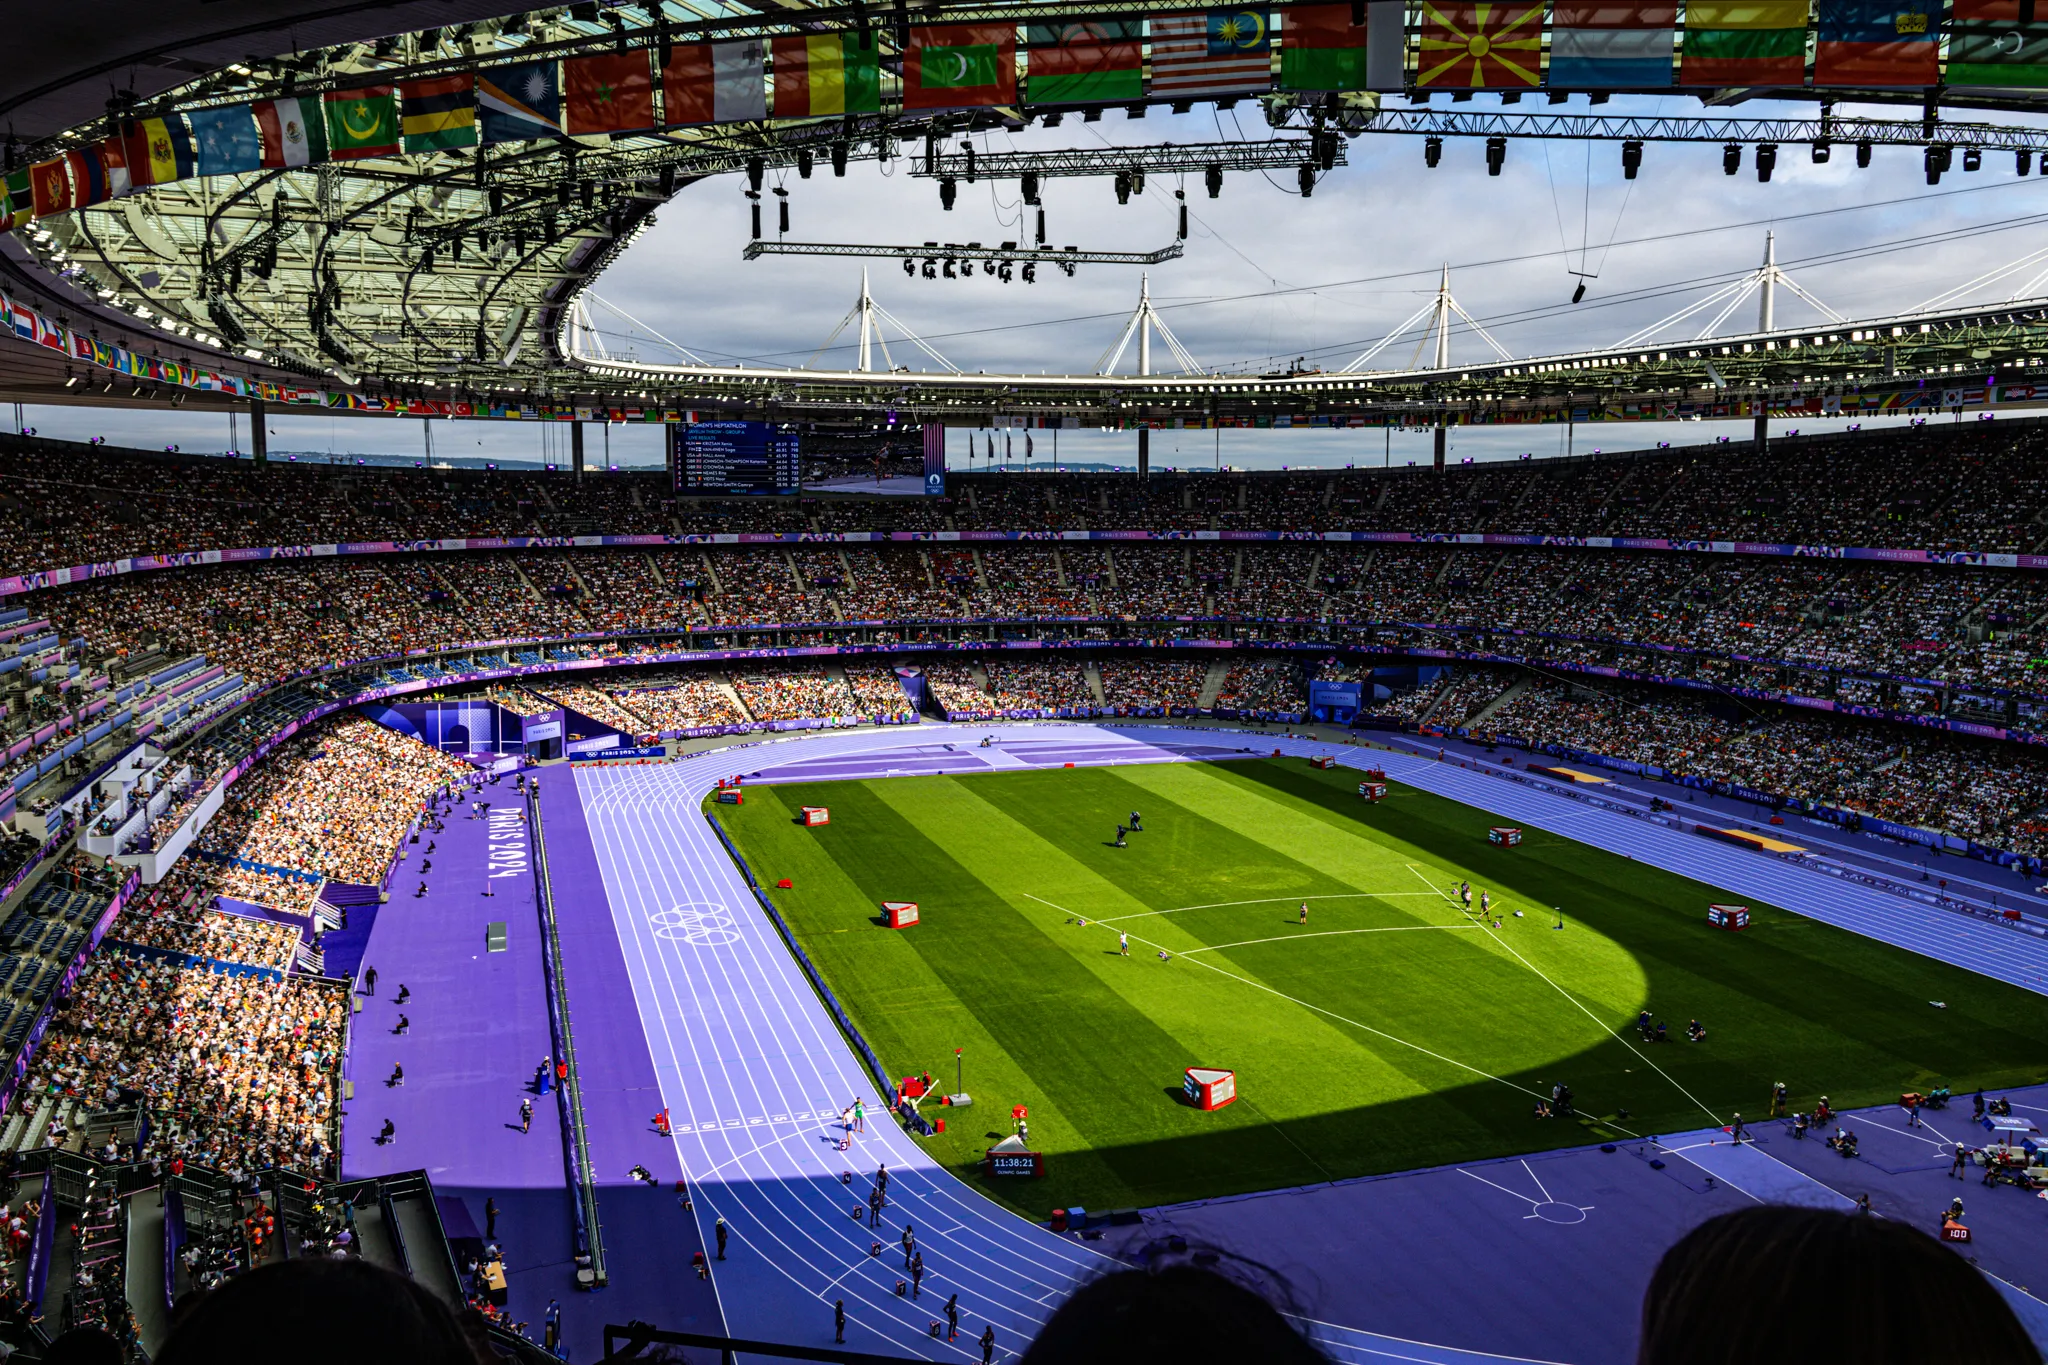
[717,758,2048,1215]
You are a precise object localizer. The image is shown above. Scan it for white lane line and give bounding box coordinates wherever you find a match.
[1097,891,1442,924]
[1404,861,1722,1132]
[1021,891,1547,1102]
[1181,925,1482,955]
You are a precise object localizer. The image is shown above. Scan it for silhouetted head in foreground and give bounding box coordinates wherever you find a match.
[156,1258,484,1365]
[1022,1263,1327,1365]
[1640,1206,2039,1365]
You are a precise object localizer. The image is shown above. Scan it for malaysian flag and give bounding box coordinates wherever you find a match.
[1149,10,1275,97]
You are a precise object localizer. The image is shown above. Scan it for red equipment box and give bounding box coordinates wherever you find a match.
[1488,827,1521,847]
[1363,767,1387,781]
[1707,904,1751,930]
[882,901,920,929]
[1359,782,1387,802]
[801,806,831,826]
[900,1075,928,1099]
[1183,1067,1237,1111]
[1942,1219,1972,1243]
[1311,755,1336,769]
[713,790,743,805]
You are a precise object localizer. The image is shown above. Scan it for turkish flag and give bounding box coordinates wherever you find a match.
[564,52,654,134]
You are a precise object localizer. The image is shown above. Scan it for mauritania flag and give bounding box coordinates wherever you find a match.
[478,62,563,143]
[324,85,400,159]
[1149,11,1274,98]
[401,74,478,151]
[1026,21,1143,104]
[1679,1,1808,86]
[1948,0,2048,85]
[1547,3,1676,87]
[187,105,262,176]
[254,97,325,167]
[902,24,1018,110]
[771,33,882,115]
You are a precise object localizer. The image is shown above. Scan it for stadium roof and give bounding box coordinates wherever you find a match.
[5,1,2047,428]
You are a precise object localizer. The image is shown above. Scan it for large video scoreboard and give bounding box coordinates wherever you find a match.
[672,421,800,495]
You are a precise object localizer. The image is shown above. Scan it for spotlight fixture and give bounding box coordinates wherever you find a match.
[2021,149,2036,176]
[1204,163,1223,198]
[1621,140,1642,179]
[1485,134,1506,176]
[1963,146,1982,172]
[1723,143,1741,175]
[1755,142,1776,182]
[1298,163,1316,196]
[939,176,957,210]
[1857,139,1872,167]
[1424,136,1442,168]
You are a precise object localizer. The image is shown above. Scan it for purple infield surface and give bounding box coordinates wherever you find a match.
[337,723,2048,1364]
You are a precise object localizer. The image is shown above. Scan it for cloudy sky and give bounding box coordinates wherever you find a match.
[22,90,2048,469]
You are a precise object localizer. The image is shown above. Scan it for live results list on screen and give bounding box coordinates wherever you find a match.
[674,421,800,495]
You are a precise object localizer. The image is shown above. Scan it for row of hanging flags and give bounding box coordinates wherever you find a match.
[5,0,2044,231]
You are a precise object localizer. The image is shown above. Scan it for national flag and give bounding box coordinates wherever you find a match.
[663,41,766,124]
[99,134,133,197]
[1679,1,1809,85]
[1279,5,1384,92]
[566,52,656,133]
[478,62,563,142]
[1026,21,1143,104]
[187,105,262,176]
[771,33,881,116]
[902,24,1018,109]
[1547,4,1676,87]
[1813,0,1939,85]
[129,115,196,187]
[62,147,111,207]
[28,158,71,218]
[1148,10,1275,97]
[1418,3,1543,87]
[10,301,38,341]
[1947,0,2048,86]
[324,86,400,159]
[1,169,30,223]
[254,96,326,166]
[401,74,478,151]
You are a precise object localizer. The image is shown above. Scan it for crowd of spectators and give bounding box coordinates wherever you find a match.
[731,668,860,722]
[1215,660,1303,714]
[26,954,346,1176]
[186,716,466,904]
[111,904,299,973]
[536,685,653,738]
[1097,659,1209,711]
[982,661,1095,712]
[845,666,917,720]
[609,675,748,731]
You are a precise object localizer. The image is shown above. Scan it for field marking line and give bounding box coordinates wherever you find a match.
[1096,892,1441,925]
[1403,863,1726,1131]
[1522,1159,1553,1205]
[1020,892,1549,1102]
[1181,925,1483,955]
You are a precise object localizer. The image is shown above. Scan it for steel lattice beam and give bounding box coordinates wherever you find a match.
[1345,107,2048,152]
[910,139,1340,179]
[741,239,1185,265]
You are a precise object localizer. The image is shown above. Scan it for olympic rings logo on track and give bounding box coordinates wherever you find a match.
[650,903,742,947]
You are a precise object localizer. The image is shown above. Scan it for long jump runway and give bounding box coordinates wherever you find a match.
[550,722,2048,1364]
